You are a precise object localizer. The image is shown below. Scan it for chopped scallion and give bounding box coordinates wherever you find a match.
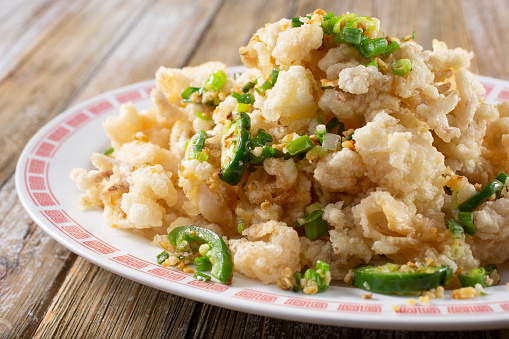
[285,135,314,156]
[270,69,280,85]
[458,211,476,236]
[391,59,412,76]
[182,86,200,102]
[236,102,251,112]
[343,27,362,45]
[189,151,209,161]
[195,112,212,120]
[310,146,327,158]
[250,129,273,148]
[242,80,256,93]
[104,147,114,156]
[366,60,378,69]
[237,216,245,234]
[459,174,506,212]
[383,41,400,57]
[156,251,169,265]
[204,69,227,92]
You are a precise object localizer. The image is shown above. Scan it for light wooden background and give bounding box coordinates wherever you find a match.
[1,0,509,338]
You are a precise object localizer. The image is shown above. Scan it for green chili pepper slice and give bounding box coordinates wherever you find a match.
[168,225,233,284]
[458,264,499,288]
[220,113,251,186]
[352,263,453,294]
[194,271,211,282]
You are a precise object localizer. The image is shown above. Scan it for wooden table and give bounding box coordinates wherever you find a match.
[1,0,509,337]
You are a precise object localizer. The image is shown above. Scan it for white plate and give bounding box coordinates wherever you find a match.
[15,68,509,331]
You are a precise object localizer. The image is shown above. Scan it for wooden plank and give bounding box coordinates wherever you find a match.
[32,257,200,338]
[0,0,87,83]
[0,176,75,338]
[186,0,297,66]
[0,0,154,187]
[74,0,224,102]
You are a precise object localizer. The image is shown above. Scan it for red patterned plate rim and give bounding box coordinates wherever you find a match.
[14,68,509,330]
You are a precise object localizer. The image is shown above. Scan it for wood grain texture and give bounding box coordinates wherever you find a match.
[2,0,509,338]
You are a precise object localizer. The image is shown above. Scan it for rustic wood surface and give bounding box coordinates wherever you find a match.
[1,0,509,338]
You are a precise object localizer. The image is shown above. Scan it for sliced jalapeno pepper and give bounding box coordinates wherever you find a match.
[220,112,251,186]
[458,264,499,288]
[168,225,233,284]
[352,263,453,294]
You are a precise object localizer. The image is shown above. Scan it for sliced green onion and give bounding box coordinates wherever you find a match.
[270,69,280,85]
[401,30,416,42]
[156,251,169,264]
[232,91,254,104]
[291,272,303,292]
[237,216,245,234]
[296,209,328,240]
[242,80,257,93]
[204,69,227,92]
[292,16,310,28]
[333,13,357,34]
[458,211,476,236]
[358,16,376,31]
[251,129,273,148]
[250,145,280,166]
[383,41,400,57]
[194,256,213,272]
[391,59,412,76]
[371,37,388,56]
[285,135,314,156]
[260,80,273,91]
[345,18,358,28]
[343,27,362,45]
[324,12,335,20]
[104,147,114,156]
[321,15,338,34]
[233,72,242,80]
[303,269,323,290]
[333,31,346,44]
[195,112,212,120]
[261,146,279,158]
[305,203,322,215]
[310,146,327,158]
[356,35,375,57]
[236,102,251,112]
[448,244,464,260]
[190,130,207,152]
[444,217,464,239]
[182,86,200,102]
[459,176,506,212]
[314,124,327,143]
[321,133,341,151]
[194,271,211,282]
[365,60,378,69]
[189,151,209,161]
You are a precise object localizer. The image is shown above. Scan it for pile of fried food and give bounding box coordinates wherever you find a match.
[71,9,509,296]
